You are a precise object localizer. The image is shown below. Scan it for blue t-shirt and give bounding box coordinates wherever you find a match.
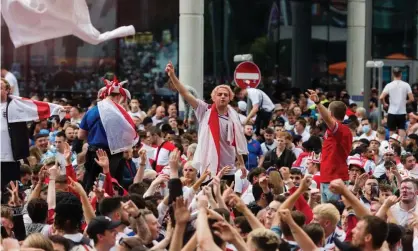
[79,106,108,148]
[246,139,263,170]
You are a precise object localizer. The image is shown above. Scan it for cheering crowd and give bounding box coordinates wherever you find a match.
[1,62,418,251]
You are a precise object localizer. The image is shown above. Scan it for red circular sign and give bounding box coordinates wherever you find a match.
[234,61,262,88]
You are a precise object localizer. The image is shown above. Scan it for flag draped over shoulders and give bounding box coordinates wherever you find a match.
[193,104,248,177]
[1,0,135,48]
[7,95,63,123]
[98,99,138,155]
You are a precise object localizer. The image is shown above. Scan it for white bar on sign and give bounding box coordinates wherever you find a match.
[236,73,260,80]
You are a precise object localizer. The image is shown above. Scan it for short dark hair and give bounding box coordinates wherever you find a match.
[56,131,66,139]
[363,215,389,249]
[280,211,305,237]
[99,197,123,217]
[391,143,401,156]
[55,192,83,233]
[248,167,266,184]
[328,101,347,121]
[233,87,244,96]
[264,127,274,135]
[20,164,32,176]
[386,223,404,249]
[296,119,306,128]
[234,216,251,234]
[27,198,48,223]
[252,183,264,202]
[303,223,325,247]
[127,194,146,209]
[128,182,150,197]
[290,168,302,176]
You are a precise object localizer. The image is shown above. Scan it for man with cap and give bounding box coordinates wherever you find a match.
[379,67,414,137]
[78,74,138,192]
[273,103,286,122]
[86,216,121,251]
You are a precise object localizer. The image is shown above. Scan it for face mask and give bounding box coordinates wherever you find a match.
[245,134,252,141]
[362,125,370,134]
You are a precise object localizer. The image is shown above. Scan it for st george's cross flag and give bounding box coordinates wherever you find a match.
[7,95,64,123]
[97,99,139,155]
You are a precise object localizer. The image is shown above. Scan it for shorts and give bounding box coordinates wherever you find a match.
[387,113,406,131]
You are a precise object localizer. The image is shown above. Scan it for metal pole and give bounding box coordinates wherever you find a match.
[377,67,383,128]
[372,67,376,89]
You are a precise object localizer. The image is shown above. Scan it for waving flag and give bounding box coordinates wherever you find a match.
[1,0,135,48]
[7,95,63,123]
[98,99,139,154]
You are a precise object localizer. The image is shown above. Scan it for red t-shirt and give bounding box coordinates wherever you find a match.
[321,121,352,182]
[313,173,321,189]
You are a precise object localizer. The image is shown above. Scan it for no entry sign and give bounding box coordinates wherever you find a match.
[234,61,261,88]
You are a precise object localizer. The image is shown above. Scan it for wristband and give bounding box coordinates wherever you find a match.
[314,100,320,105]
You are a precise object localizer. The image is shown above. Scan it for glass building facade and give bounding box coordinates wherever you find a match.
[1,0,418,103]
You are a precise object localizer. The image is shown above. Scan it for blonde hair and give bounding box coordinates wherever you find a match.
[248,228,281,251]
[313,203,340,227]
[1,78,10,91]
[187,143,197,156]
[22,233,54,251]
[210,85,234,101]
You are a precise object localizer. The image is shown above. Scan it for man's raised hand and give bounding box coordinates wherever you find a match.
[95,149,110,173]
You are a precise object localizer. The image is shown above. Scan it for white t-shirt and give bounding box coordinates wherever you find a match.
[294,129,310,142]
[5,72,19,96]
[358,131,377,141]
[261,140,278,155]
[152,116,164,126]
[247,88,275,112]
[389,202,416,227]
[1,102,14,161]
[194,99,237,175]
[382,80,412,114]
[129,110,146,119]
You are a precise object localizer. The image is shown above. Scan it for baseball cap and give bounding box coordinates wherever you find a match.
[86,216,121,239]
[39,129,50,135]
[34,133,49,140]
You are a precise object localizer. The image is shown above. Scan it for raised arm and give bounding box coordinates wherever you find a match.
[329,179,370,218]
[306,89,336,131]
[165,62,199,109]
[279,209,320,251]
[134,149,147,183]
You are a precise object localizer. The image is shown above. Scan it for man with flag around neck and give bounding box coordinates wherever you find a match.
[165,62,248,184]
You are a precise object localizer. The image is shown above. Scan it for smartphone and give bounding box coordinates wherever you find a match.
[371,184,379,199]
[1,226,9,238]
[98,173,106,190]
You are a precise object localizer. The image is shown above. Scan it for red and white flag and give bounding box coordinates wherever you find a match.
[98,99,139,154]
[7,95,63,123]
